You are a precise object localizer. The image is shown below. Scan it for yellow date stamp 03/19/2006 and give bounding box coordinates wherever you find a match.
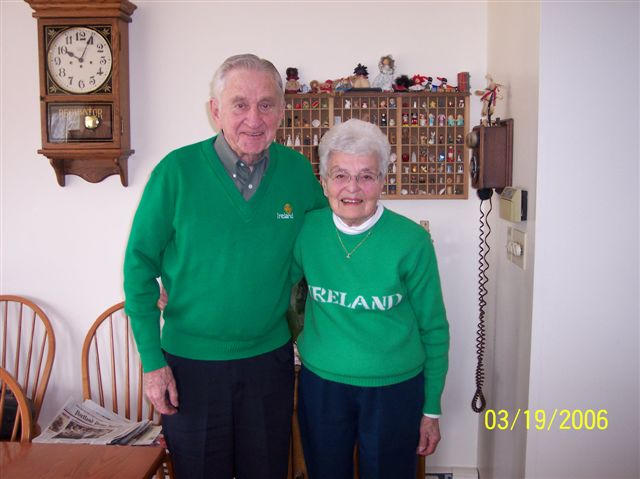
[483,409,608,431]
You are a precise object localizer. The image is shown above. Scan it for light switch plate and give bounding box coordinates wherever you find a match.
[507,227,526,269]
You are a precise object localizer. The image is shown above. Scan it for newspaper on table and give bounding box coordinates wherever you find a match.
[34,398,162,446]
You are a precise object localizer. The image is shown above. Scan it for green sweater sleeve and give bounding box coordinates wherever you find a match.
[405,233,450,415]
[123,161,175,372]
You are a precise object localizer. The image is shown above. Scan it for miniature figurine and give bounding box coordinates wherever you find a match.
[402,154,409,163]
[411,152,417,163]
[389,98,396,108]
[457,71,470,92]
[379,99,387,108]
[285,67,301,93]
[389,131,396,144]
[389,118,396,127]
[362,101,368,109]
[309,80,320,94]
[286,117,292,127]
[448,133,453,144]
[411,112,418,125]
[344,99,351,109]
[438,152,445,162]
[352,64,370,88]
[447,146,454,162]
[381,112,387,126]
[458,98,465,108]
[318,80,333,93]
[456,151,463,162]
[434,77,451,92]
[419,113,427,127]
[409,74,429,91]
[311,119,321,128]
[437,113,446,127]
[393,75,412,92]
[428,131,436,145]
[286,134,293,147]
[475,74,504,126]
[429,100,437,108]
[457,164,464,174]
[294,115,300,127]
[304,135,311,145]
[420,134,428,145]
[457,113,464,126]
[402,113,409,126]
[302,118,309,127]
[438,134,444,144]
[313,134,319,146]
[334,76,353,92]
[428,112,435,126]
[371,55,395,91]
[420,165,428,173]
[456,133,464,144]
[294,135,301,147]
[303,100,310,109]
[448,114,455,126]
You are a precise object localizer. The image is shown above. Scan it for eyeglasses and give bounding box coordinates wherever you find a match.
[328,170,382,186]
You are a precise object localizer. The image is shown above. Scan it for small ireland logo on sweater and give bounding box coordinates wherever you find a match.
[308,285,403,311]
[276,203,294,220]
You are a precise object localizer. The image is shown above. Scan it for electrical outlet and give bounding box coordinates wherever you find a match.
[507,227,526,269]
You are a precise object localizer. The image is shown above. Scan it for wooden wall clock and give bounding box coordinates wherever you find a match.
[26,1,136,186]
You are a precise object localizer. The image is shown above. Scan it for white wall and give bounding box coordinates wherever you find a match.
[1,1,487,469]
[526,2,639,478]
[477,3,540,479]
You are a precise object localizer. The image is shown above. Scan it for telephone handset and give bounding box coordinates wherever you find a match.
[466,118,514,413]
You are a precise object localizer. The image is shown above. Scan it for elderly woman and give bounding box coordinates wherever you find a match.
[291,118,449,479]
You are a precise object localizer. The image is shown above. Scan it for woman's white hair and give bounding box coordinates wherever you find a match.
[318,119,391,178]
[211,54,283,102]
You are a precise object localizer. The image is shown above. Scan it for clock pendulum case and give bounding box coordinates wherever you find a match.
[26,1,136,186]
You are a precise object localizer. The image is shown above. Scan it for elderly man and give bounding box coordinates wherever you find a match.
[123,54,325,479]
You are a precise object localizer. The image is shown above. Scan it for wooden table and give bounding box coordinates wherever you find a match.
[0,442,166,479]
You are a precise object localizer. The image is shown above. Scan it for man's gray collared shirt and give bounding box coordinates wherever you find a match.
[214,133,269,200]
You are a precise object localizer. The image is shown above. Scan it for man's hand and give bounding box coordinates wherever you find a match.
[417,416,441,456]
[143,365,178,415]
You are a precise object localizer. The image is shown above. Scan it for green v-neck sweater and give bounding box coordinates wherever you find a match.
[292,207,449,414]
[124,137,326,372]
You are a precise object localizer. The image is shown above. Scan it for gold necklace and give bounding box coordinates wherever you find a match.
[335,228,372,259]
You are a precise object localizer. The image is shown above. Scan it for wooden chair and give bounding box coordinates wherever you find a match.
[81,301,173,479]
[0,366,34,441]
[0,295,56,423]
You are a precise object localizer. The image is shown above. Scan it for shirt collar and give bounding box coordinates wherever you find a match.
[333,204,384,235]
[214,132,269,171]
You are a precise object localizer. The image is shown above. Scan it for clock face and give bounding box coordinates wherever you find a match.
[46,26,113,94]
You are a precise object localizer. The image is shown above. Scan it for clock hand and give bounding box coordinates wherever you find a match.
[78,34,94,62]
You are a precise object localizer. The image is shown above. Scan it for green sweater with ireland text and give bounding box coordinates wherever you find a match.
[124,137,326,372]
[292,207,449,414]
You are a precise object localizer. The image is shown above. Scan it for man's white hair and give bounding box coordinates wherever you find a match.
[210,54,283,102]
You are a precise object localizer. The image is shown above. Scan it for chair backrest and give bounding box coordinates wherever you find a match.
[0,295,56,422]
[0,366,34,442]
[81,302,157,423]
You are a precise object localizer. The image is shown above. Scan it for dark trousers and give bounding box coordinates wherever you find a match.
[162,341,294,479]
[298,366,423,479]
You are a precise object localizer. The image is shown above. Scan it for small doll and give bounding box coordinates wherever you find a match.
[352,64,370,88]
[371,55,395,91]
[285,67,301,93]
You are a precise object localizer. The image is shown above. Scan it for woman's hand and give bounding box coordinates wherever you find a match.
[417,416,441,456]
[157,286,168,310]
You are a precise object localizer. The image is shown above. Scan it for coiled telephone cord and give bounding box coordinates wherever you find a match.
[472,194,492,413]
